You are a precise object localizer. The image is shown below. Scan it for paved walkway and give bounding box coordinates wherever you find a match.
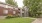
[0,16,7,19]
[32,18,42,23]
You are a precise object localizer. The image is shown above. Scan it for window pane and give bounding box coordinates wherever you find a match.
[13,11,16,14]
[3,10,8,14]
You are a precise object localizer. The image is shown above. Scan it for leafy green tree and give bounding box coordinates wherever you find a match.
[5,0,18,7]
[23,0,42,17]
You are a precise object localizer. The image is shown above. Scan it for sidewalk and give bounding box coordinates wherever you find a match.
[0,16,7,19]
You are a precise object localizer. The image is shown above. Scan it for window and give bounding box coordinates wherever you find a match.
[3,10,8,14]
[13,11,16,14]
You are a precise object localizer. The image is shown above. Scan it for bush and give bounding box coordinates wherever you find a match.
[6,14,20,19]
[29,12,42,18]
[6,15,14,19]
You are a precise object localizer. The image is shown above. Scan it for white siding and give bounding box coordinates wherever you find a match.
[6,5,13,9]
[6,5,8,8]
[0,4,5,7]
[15,8,18,10]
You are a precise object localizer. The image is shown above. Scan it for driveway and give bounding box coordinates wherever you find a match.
[32,18,42,23]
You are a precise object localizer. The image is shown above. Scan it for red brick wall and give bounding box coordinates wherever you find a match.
[0,6,19,16]
[0,6,4,15]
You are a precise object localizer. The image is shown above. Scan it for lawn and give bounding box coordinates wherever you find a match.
[0,18,34,23]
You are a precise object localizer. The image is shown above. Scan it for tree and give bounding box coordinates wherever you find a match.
[23,0,42,17]
[5,0,18,7]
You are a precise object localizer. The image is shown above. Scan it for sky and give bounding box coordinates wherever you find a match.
[0,0,24,7]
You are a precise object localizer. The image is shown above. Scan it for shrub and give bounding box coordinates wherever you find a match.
[6,14,20,19]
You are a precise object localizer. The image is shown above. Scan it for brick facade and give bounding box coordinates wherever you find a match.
[0,2,19,16]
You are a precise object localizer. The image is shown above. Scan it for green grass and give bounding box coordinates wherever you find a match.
[0,18,33,23]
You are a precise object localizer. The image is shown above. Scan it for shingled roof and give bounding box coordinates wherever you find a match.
[0,2,14,7]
